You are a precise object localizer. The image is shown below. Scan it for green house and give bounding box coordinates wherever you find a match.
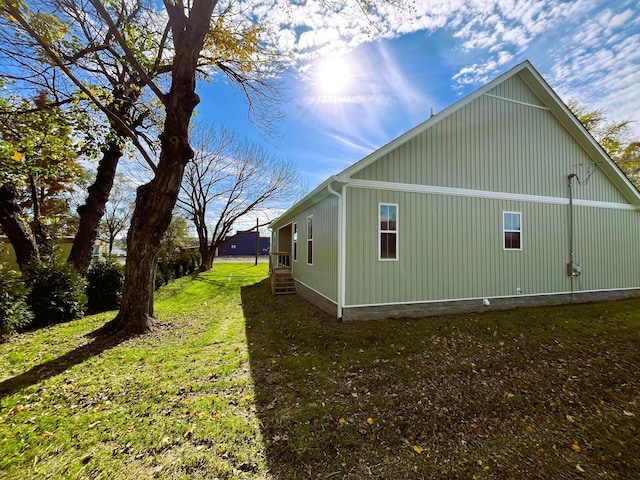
[270,61,640,320]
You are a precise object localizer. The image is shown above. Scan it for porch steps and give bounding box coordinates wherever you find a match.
[272,272,296,295]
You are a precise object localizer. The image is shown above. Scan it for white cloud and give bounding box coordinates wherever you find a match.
[543,1,640,134]
[233,0,640,138]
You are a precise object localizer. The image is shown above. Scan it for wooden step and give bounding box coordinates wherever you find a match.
[272,273,296,295]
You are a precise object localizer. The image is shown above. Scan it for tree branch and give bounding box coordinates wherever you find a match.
[87,0,167,105]
[4,4,158,173]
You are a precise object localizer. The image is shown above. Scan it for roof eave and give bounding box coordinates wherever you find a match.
[270,175,344,229]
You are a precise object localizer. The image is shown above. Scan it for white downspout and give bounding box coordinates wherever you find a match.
[327,181,346,321]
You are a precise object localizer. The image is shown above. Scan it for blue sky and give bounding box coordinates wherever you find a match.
[196,0,640,229]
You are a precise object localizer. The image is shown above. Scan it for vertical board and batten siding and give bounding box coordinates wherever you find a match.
[289,194,339,303]
[344,188,557,305]
[351,73,629,205]
[343,72,640,307]
[344,187,640,307]
[571,206,640,291]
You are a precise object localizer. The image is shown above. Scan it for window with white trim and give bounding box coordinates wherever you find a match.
[503,211,522,250]
[306,215,313,265]
[293,222,298,261]
[379,203,398,260]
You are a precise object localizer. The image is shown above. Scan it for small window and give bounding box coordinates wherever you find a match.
[379,203,398,260]
[231,244,237,249]
[503,211,522,250]
[293,222,298,261]
[307,215,313,265]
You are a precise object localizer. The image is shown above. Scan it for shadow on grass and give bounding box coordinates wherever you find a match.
[242,279,426,478]
[242,280,640,479]
[0,329,131,398]
[241,279,340,478]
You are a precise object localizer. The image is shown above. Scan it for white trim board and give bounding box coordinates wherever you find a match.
[347,179,638,211]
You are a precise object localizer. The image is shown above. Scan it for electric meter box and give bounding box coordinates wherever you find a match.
[566,262,581,277]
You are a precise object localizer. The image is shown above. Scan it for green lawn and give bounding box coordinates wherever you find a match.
[1,262,639,479]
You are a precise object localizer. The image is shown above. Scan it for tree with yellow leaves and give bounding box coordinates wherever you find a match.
[568,100,640,188]
[0,91,86,266]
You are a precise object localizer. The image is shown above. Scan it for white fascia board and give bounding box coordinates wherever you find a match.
[348,179,639,211]
[273,60,640,231]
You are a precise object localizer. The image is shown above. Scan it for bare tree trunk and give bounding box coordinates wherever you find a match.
[68,139,122,275]
[0,184,39,268]
[200,246,214,271]
[103,0,217,335]
[29,175,44,245]
[108,233,115,255]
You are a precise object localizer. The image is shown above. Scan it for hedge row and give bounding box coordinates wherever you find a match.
[0,249,201,339]
[155,248,201,289]
[1,259,86,338]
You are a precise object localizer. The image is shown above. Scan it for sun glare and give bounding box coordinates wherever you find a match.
[317,57,351,94]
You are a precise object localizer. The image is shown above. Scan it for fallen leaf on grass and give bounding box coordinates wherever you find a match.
[367,417,374,425]
[473,424,485,435]
[572,442,581,453]
[41,431,54,437]
[623,410,635,417]
[8,405,30,415]
[526,425,534,434]
[338,418,346,425]
[413,445,424,454]
[576,464,585,473]
[183,425,196,437]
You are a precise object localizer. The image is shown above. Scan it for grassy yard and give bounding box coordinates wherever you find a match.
[1,263,639,479]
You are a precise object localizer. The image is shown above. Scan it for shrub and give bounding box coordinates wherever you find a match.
[86,257,125,313]
[177,248,201,275]
[154,248,201,290]
[0,263,33,338]
[155,269,167,290]
[156,256,175,288]
[23,259,87,327]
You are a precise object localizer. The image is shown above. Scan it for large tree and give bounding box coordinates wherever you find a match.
[1,0,276,333]
[177,122,302,271]
[101,0,217,333]
[1,0,392,335]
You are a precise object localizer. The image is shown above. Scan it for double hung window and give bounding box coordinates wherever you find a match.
[503,212,522,250]
[379,203,398,260]
[307,216,313,265]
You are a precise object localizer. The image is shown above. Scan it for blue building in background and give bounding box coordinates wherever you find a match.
[217,231,270,257]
